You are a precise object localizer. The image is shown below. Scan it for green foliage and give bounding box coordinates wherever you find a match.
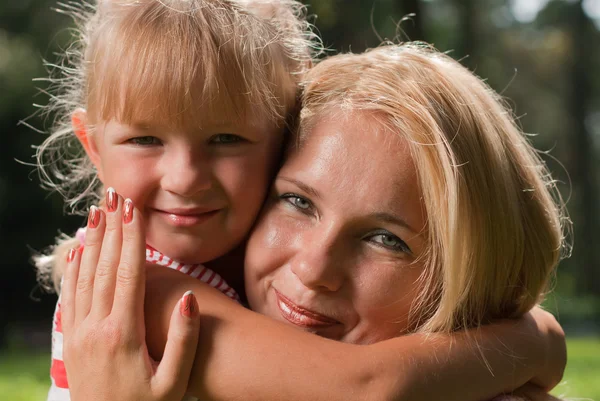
[543,271,600,327]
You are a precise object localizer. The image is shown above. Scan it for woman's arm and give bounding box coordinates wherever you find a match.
[145,265,565,401]
[62,193,564,401]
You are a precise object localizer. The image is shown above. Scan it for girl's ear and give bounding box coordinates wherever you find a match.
[72,108,104,181]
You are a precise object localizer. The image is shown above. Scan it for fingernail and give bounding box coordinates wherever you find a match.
[88,205,100,228]
[180,290,198,318]
[106,187,117,212]
[67,248,77,263]
[123,199,133,224]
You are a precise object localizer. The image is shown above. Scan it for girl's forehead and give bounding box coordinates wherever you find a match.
[92,93,270,132]
[87,38,288,132]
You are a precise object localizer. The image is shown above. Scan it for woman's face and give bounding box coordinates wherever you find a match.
[245,111,427,344]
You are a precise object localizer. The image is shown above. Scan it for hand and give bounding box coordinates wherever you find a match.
[491,383,563,401]
[60,189,201,401]
[513,382,563,401]
[526,306,566,391]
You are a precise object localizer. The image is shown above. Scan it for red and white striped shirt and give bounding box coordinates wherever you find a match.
[47,242,239,401]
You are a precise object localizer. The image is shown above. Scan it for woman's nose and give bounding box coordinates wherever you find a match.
[290,234,346,292]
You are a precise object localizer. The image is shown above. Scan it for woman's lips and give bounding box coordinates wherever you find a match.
[274,290,340,328]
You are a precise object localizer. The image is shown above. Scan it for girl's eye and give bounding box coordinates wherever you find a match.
[129,136,161,146]
[280,193,312,211]
[210,134,245,144]
[368,232,411,254]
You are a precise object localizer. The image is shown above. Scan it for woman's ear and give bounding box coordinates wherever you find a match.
[72,108,104,181]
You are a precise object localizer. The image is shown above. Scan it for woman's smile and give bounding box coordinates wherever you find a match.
[274,289,341,328]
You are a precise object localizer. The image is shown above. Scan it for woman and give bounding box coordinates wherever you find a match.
[59,44,568,401]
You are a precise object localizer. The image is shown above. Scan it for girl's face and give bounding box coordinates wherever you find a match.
[245,111,427,344]
[82,112,283,264]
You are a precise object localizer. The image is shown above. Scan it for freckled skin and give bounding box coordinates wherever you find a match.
[245,111,428,345]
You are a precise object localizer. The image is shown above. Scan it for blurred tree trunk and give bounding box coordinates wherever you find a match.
[570,0,599,293]
[453,0,476,68]
[399,0,426,41]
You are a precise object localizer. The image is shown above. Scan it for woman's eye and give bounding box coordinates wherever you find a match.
[369,232,411,253]
[129,136,161,146]
[210,134,245,144]
[281,194,312,211]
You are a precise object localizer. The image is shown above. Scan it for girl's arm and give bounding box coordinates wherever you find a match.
[145,265,565,401]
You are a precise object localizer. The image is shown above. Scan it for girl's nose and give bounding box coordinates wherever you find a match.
[162,150,212,197]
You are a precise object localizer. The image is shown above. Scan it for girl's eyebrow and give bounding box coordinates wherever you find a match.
[278,177,322,201]
[129,121,154,130]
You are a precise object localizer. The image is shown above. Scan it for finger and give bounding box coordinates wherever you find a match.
[512,383,561,401]
[113,200,146,325]
[90,187,124,318]
[60,247,81,335]
[154,291,200,398]
[75,205,106,321]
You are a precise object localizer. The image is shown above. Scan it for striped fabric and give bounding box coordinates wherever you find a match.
[47,243,239,401]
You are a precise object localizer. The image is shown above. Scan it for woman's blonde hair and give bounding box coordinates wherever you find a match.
[298,43,570,333]
[35,0,320,290]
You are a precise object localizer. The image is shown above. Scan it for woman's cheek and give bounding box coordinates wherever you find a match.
[255,201,307,248]
[262,218,293,249]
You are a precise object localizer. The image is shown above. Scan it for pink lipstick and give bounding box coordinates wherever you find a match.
[275,290,339,328]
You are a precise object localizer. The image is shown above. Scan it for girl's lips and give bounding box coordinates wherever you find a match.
[153,208,220,227]
[274,290,340,328]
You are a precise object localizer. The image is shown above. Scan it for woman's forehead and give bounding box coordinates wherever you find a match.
[282,111,425,232]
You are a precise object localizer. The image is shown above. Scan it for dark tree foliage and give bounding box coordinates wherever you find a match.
[568,0,599,293]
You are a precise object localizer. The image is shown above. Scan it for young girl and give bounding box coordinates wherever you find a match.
[37,0,314,399]
[56,43,568,401]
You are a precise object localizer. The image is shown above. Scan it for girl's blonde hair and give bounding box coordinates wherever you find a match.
[35,0,320,290]
[298,43,570,333]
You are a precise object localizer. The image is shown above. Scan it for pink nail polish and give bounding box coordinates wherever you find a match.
[123,199,133,224]
[180,291,197,318]
[88,206,100,228]
[67,248,76,263]
[106,187,117,212]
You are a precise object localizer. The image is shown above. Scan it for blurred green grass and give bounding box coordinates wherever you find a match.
[1,337,598,400]
[0,350,52,401]
[551,337,600,400]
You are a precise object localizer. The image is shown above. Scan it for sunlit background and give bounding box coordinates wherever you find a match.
[0,0,598,399]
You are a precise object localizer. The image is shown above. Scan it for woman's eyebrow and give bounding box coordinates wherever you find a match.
[278,177,322,200]
[370,212,418,235]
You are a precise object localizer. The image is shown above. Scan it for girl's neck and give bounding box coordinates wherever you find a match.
[204,243,247,303]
